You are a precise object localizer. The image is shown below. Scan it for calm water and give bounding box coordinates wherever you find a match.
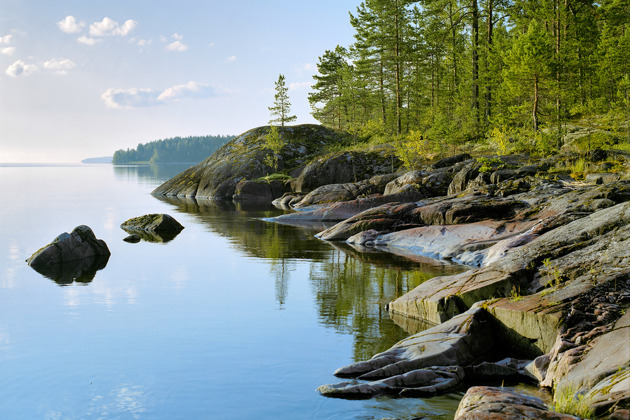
[0,163,468,419]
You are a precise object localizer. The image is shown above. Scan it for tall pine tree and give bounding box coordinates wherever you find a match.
[269,74,297,126]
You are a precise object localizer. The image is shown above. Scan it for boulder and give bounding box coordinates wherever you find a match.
[454,386,579,420]
[384,168,453,197]
[120,214,184,242]
[232,179,286,202]
[448,161,481,195]
[26,225,111,282]
[431,153,472,169]
[292,181,378,209]
[294,148,397,193]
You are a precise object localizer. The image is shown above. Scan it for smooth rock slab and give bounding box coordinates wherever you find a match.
[454,386,579,419]
[317,308,496,399]
[318,365,465,399]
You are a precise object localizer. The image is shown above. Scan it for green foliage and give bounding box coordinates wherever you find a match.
[488,126,513,155]
[395,130,427,170]
[269,74,297,127]
[263,125,284,173]
[112,135,234,164]
[476,157,503,173]
[308,0,629,155]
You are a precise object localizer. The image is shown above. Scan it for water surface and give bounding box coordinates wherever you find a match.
[0,163,467,419]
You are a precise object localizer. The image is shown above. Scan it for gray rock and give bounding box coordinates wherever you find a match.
[431,153,472,169]
[292,181,378,209]
[294,148,397,193]
[454,386,579,419]
[152,124,350,199]
[26,225,111,281]
[121,213,184,233]
[448,162,480,195]
[318,307,495,398]
[120,214,184,243]
[232,179,286,202]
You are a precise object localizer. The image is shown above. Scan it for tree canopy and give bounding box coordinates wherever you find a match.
[308,0,630,153]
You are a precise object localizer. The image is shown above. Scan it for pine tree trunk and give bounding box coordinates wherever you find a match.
[485,0,493,123]
[533,74,539,131]
[379,59,387,126]
[472,0,480,130]
[394,0,402,135]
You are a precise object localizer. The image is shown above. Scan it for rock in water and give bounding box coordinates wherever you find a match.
[26,225,111,280]
[120,214,184,243]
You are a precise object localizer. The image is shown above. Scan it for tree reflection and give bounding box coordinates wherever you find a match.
[154,194,467,362]
[309,246,465,361]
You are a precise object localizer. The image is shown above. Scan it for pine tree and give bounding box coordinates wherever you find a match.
[269,74,297,127]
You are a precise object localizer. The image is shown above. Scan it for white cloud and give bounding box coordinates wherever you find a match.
[44,58,76,75]
[89,17,137,37]
[165,40,187,52]
[208,42,215,48]
[136,38,152,47]
[226,56,237,63]
[289,81,312,91]
[6,60,37,77]
[58,16,85,34]
[77,36,99,46]
[1,47,15,56]
[1,34,15,55]
[157,81,213,102]
[102,81,216,109]
[303,63,315,71]
[164,34,187,52]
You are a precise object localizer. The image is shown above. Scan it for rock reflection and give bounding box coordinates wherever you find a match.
[30,254,110,286]
[120,227,182,243]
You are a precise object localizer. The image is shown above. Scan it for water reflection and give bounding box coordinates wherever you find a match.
[154,194,468,362]
[121,227,182,243]
[29,255,110,286]
[112,163,193,185]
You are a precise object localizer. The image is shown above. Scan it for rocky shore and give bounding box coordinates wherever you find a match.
[153,125,630,419]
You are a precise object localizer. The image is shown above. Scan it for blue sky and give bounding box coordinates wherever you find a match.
[0,0,360,162]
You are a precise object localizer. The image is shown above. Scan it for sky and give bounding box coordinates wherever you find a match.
[0,0,361,163]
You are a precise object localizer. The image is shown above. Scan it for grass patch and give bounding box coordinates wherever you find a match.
[551,385,594,418]
[257,173,292,182]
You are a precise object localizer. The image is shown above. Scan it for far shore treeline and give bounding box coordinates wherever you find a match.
[112,135,235,164]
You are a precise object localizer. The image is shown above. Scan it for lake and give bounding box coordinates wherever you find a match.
[0,163,468,419]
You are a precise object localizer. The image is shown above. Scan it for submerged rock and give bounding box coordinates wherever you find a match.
[26,225,110,283]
